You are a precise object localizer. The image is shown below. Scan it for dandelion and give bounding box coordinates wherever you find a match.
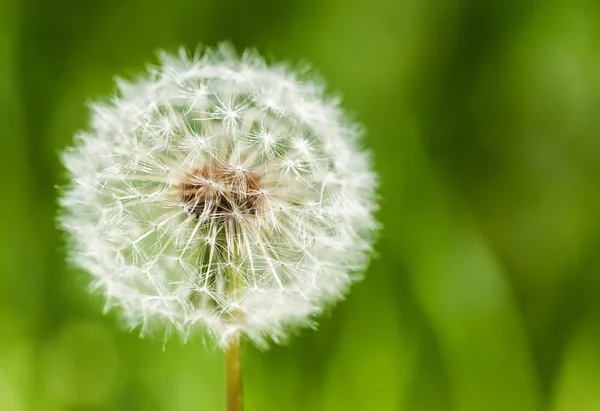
[59,44,378,410]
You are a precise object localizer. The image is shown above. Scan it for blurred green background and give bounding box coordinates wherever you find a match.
[1,0,600,410]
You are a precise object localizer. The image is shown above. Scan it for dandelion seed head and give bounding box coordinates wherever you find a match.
[60,45,379,348]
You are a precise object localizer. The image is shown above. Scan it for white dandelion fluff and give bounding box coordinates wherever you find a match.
[60,45,379,348]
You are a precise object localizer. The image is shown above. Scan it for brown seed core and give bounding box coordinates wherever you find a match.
[179,165,262,220]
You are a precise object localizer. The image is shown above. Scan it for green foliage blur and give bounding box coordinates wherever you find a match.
[1,0,600,409]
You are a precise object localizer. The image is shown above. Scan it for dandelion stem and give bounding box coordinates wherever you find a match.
[225,334,243,411]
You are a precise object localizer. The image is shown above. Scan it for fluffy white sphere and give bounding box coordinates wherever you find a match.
[60,45,378,347]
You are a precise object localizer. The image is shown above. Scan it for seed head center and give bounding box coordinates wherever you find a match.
[180,164,262,220]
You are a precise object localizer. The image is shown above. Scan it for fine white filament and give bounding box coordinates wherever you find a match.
[60,45,378,347]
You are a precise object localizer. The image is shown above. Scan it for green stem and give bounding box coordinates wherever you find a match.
[226,334,243,411]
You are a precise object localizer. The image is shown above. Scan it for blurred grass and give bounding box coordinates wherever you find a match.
[1,0,600,410]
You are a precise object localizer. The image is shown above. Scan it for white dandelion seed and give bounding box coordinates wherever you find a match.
[59,45,379,348]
